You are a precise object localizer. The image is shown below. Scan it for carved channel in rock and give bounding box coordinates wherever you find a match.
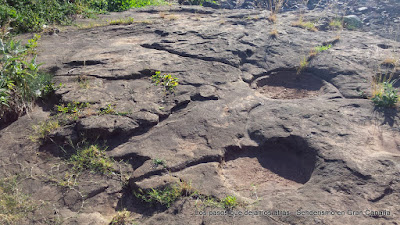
[222,136,317,196]
[252,71,326,99]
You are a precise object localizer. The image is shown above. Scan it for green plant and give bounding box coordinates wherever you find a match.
[152,158,166,168]
[297,56,309,74]
[57,101,89,114]
[329,19,343,29]
[29,119,60,142]
[315,44,332,52]
[152,71,179,92]
[98,104,116,115]
[371,74,399,108]
[292,19,318,32]
[134,181,193,208]
[69,144,114,174]
[221,195,238,209]
[0,34,55,121]
[109,17,135,25]
[0,176,36,224]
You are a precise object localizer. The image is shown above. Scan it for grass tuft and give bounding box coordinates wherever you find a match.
[371,73,399,108]
[292,19,318,32]
[69,144,114,174]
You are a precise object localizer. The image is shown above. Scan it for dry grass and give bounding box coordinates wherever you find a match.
[269,28,279,38]
[268,13,277,23]
[381,58,398,67]
[109,17,135,25]
[292,19,318,32]
[297,56,309,74]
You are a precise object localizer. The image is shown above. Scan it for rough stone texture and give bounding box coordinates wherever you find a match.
[1,2,400,225]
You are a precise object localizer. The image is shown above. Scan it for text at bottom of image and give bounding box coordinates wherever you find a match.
[195,209,392,217]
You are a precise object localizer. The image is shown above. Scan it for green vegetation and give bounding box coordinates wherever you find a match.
[98,104,116,115]
[152,158,166,168]
[134,181,194,208]
[29,119,60,142]
[329,19,343,29]
[371,75,399,108]
[297,56,309,74]
[152,71,179,92]
[292,19,318,32]
[221,195,238,209]
[0,34,56,122]
[69,144,114,174]
[109,17,135,25]
[57,101,90,114]
[0,176,36,224]
[110,209,136,225]
[0,0,165,34]
[315,44,332,52]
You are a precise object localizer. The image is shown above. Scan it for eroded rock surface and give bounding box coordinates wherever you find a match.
[1,4,400,225]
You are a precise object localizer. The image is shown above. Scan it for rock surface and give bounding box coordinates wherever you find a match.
[1,2,400,225]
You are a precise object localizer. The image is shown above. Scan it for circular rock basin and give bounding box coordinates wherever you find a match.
[253,71,326,99]
[222,136,316,197]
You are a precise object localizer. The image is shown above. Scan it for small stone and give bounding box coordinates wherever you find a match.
[357,7,368,12]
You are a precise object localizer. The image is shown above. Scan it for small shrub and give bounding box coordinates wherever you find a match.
[152,158,166,168]
[221,195,238,209]
[371,75,399,108]
[69,144,114,174]
[152,71,179,92]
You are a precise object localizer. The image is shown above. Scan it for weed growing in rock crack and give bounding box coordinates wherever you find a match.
[269,28,279,38]
[134,181,194,208]
[291,19,318,32]
[108,17,135,25]
[371,73,399,108]
[152,71,179,92]
[77,75,90,89]
[29,119,60,143]
[110,209,136,225]
[297,57,309,74]
[69,144,114,174]
[0,176,37,224]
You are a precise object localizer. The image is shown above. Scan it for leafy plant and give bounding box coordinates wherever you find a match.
[152,158,166,168]
[152,71,179,92]
[221,195,238,209]
[57,101,89,114]
[98,104,116,115]
[315,44,332,52]
[371,76,399,108]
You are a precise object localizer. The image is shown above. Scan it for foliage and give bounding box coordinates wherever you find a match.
[0,0,165,33]
[98,103,116,115]
[109,17,134,25]
[152,158,166,168]
[292,19,318,32]
[297,56,309,74]
[29,119,60,142]
[134,181,193,208]
[329,19,343,29]
[152,71,179,92]
[0,34,55,120]
[371,76,399,108]
[221,195,238,209]
[315,44,332,52]
[57,101,90,114]
[110,209,136,225]
[69,144,114,174]
[0,176,36,225]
